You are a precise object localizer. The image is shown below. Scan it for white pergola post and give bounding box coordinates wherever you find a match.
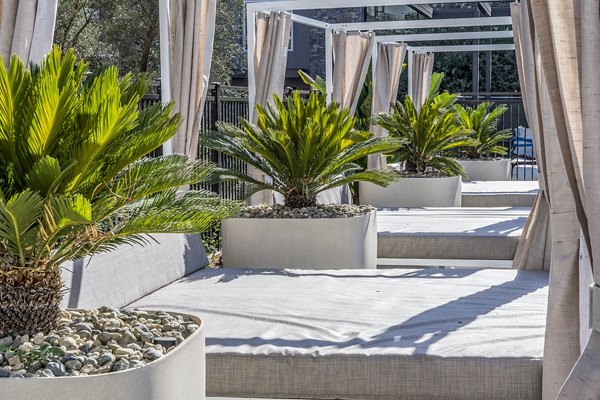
[247,6,257,120]
[325,28,333,103]
[407,49,414,98]
[159,0,172,155]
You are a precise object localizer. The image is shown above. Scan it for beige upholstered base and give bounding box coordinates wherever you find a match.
[131,268,548,400]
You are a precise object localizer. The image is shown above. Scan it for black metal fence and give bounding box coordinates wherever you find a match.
[141,85,534,184]
[195,84,249,201]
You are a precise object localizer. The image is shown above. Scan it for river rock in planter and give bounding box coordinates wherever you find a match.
[45,362,66,377]
[0,307,204,399]
[0,309,196,376]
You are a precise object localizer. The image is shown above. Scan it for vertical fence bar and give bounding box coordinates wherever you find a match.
[210,83,222,195]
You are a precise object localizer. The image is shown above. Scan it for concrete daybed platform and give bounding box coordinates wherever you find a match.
[462,181,539,208]
[377,207,529,261]
[131,267,548,400]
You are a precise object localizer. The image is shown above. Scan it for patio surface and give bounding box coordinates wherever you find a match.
[131,267,548,400]
[462,181,539,207]
[377,207,529,260]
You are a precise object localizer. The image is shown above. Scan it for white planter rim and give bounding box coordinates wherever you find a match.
[15,309,204,380]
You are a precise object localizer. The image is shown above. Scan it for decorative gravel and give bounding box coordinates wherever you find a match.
[394,171,451,178]
[236,204,375,219]
[0,307,198,378]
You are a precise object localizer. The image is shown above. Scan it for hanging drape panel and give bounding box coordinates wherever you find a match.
[511,3,582,399]
[332,30,375,114]
[247,11,291,205]
[367,42,407,170]
[409,52,435,110]
[511,1,551,272]
[0,0,58,66]
[252,11,292,122]
[169,0,217,158]
[538,0,600,395]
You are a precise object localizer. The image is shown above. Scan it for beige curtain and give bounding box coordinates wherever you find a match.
[169,0,217,158]
[0,0,58,65]
[535,0,600,396]
[511,1,551,272]
[409,52,435,110]
[511,2,582,399]
[332,30,374,114]
[367,42,407,170]
[252,11,292,122]
[514,0,600,398]
[248,11,291,205]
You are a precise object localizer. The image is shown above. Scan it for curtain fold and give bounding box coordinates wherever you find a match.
[517,0,600,398]
[169,0,217,158]
[252,11,292,122]
[409,52,434,110]
[511,3,582,398]
[511,1,551,271]
[247,11,291,205]
[554,0,600,395]
[367,42,407,170]
[0,0,58,65]
[332,30,374,114]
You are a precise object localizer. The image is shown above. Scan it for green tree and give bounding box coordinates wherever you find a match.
[211,0,245,84]
[54,0,244,83]
[55,0,160,75]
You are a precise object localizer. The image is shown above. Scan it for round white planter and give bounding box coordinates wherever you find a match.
[0,312,205,400]
[360,176,462,208]
[458,159,512,181]
[221,210,377,269]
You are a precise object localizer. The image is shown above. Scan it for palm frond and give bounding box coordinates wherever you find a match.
[374,89,474,176]
[113,190,241,236]
[203,91,400,206]
[455,102,511,158]
[0,190,44,265]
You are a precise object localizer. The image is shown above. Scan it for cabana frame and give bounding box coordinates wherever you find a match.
[244,0,515,107]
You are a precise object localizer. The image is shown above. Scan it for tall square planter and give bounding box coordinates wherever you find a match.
[222,210,377,269]
[360,176,462,208]
[458,159,512,181]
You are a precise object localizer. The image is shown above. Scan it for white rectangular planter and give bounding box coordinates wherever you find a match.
[222,211,377,269]
[360,176,461,208]
[0,312,205,400]
[458,159,512,181]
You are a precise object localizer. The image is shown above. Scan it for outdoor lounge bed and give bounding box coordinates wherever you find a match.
[377,207,529,261]
[62,234,548,400]
[461,181,539,208]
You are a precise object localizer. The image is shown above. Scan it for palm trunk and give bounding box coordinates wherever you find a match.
[284,189,317,208]
[0,261,64,337]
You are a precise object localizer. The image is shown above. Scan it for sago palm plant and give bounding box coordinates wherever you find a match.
[455,102,513,159]
[0,47,240,337]
[374,91,476,176]
[202,91,402,208]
